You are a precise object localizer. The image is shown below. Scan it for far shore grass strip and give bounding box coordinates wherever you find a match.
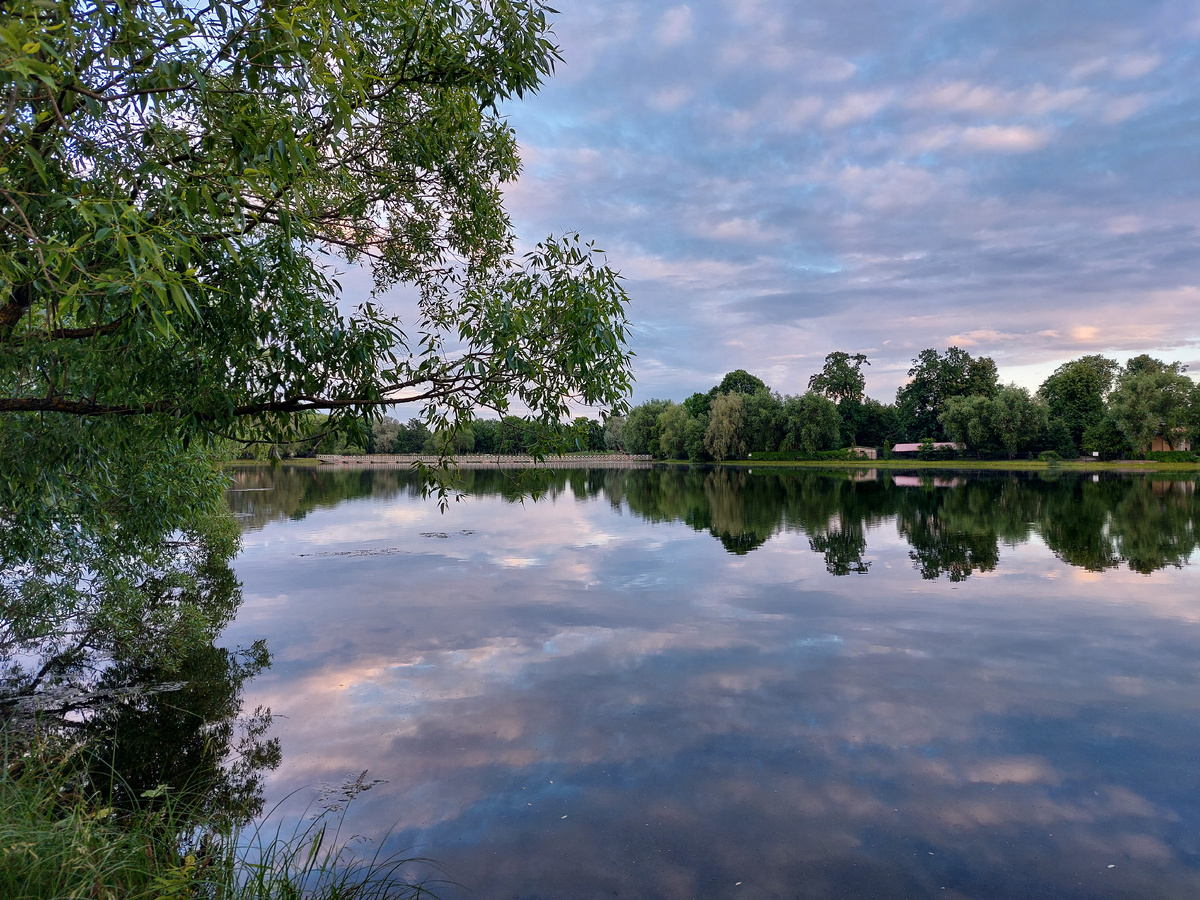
[709,458,1200,473]
[225,456,1199,474]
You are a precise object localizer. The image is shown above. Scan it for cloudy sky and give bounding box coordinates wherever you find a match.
[493,0,1200,404]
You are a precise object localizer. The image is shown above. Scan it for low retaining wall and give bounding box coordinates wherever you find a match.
[316,454,654,469]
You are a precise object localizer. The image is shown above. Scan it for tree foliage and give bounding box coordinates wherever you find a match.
[989,385,1047,459]
[710,369,767,398]
[657,402,689,460]
[896,347,999,441]
[808,352,869,405]
[0,0,632,449]
[619,354,1195,463]
[1108,356,1193,456]
[1038,355,1118,449]
[939,394,992,454]
[940,385,1047,458]
[781,392,840,454]
[704,392,747,460]
[624,399,671,456]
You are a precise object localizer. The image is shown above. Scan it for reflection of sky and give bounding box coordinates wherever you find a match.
[223,472,1200,899]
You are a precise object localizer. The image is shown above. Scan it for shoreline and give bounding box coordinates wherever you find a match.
[314,453,655,469]
[225,455,1199,475]
[710,458,1200,474]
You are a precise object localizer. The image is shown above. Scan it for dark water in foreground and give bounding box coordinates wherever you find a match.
[223,466,1200,899]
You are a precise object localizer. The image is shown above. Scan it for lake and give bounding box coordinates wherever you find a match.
[222,465,1200,899]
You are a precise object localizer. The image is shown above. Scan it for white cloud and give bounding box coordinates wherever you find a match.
[1105,215,1145,235]
[1112,53,1163,80]
[780,95,824,128]
[821,91,893,129]
[647,84,695,111]
[833,162,951,211]
[1102,94,1150,123]
[656,5,694,47]
[1071,53,1163,82]
[905,124,1051,154]
[706,216,783,242]
[959,125,1053,152]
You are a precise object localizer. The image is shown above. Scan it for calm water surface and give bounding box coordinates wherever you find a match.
[223,466,1200,899]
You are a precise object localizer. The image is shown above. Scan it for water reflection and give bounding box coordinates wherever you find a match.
[80,642,280,826]
[223,466,1200,899]
[229,466,1200,577]
[1,506,280,831]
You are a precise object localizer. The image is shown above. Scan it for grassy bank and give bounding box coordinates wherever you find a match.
[711,458,1200,474]
[0,738,432,900]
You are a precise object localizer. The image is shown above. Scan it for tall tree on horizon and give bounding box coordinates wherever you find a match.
[896,347,999,441]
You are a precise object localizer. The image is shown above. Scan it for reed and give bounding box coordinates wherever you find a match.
[0,737,435,900]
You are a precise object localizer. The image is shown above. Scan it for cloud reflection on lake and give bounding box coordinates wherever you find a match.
[223,467,1200,899]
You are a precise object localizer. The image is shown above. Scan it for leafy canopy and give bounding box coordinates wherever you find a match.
[808,352,869,405]
[1108,355,1193,456]
[0,0,632,443]
[1037,355,1118,448]
[896,347,998,441]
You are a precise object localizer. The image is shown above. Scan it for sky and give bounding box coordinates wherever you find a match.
[487,0,1200,405]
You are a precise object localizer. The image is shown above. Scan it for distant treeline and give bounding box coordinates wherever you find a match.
[235,414,614,459]
[614,349,1200,461]
[236,347,1200,462]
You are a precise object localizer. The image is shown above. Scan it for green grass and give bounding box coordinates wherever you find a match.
[710,458,1200,473]
[0,738,435,900]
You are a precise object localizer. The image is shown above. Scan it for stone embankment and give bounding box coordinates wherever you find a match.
[316,454,654,469]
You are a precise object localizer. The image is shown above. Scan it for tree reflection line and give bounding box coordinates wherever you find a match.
[230,466,1200,579]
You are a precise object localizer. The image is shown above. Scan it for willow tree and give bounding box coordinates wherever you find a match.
[0,1,632,704]
[0,0,631,431]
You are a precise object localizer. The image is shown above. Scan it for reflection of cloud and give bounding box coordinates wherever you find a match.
[225,473,1200,897]
[966,757,1060,785]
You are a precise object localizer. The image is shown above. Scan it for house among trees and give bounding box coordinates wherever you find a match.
[891,442,965,457]
[1151,432,1193,452]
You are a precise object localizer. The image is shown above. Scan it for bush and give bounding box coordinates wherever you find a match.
[1,738,430,900]
[748,450,856,462]
[1038,450,1061,462]
[1146,450,1198,463]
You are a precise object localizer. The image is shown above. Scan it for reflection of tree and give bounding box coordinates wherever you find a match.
[1039,479,1124,571]
[82,641,281,828]
[899,506,1000,582]
[893,478,1046,581]
[612,468,1197,578]
[227,465,620,530]
[1,511,242,707]
[233,465,1200,578]
[3,452,280,832]
[1111,480,1199,574]
[808,527,870,575]
[228,466,418,530]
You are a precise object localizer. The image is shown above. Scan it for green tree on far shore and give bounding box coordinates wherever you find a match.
[896,347,999,441]
[1038,355,1119,450]
[705,393,748,460]
[1109,356,1194,456]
